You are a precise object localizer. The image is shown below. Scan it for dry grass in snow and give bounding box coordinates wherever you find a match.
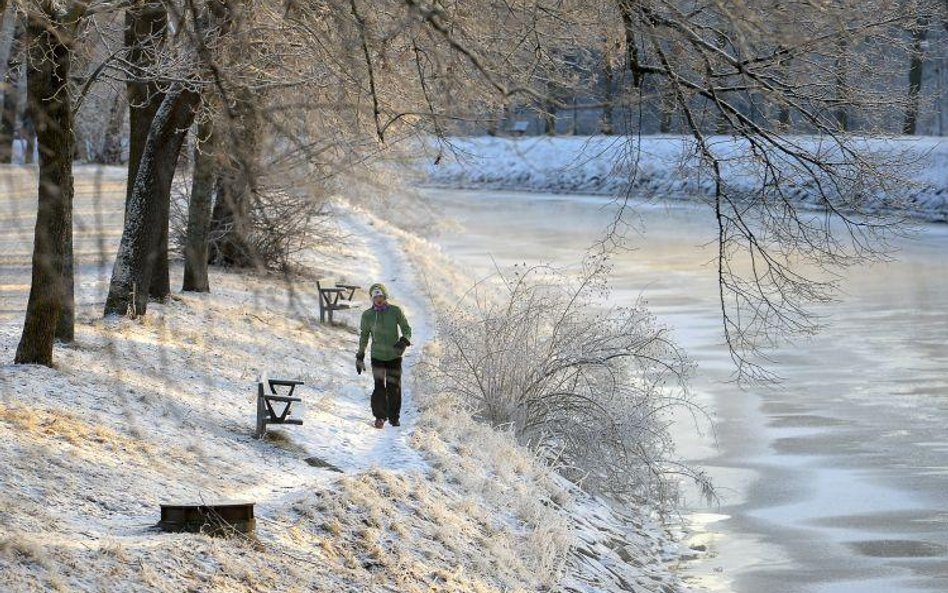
[1,165,692,593]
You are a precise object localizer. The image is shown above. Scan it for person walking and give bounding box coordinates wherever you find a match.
[356,283,412,428]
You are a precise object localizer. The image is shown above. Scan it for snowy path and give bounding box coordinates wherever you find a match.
[292,211,431,473]
[229,209,432,510]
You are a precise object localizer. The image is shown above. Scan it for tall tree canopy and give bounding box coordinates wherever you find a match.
[11,0,924,370]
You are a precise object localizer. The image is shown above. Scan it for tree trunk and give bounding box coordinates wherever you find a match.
[125,1,166,201]
[22,104,35,163]
[0,2,14,69]
[834,36,849,131]
[777,98,791,130]
[601,45,615,135]
[104,88,200,317]
[15,17,74,365]
[541,94,556,136]
[618,0,642,88]
[486,107,498,136]
[209,172,255,266]
[0,4,15,85]
[659,92,673,133]
[182,115,215,292]
[902,18,927,135]
[73,121,88,161]
[209,95,259,268]
[125,2,170,300]
[0,19,22,164]
[148,191,171,300]
[101,90,125,164]
[55,185,74,343]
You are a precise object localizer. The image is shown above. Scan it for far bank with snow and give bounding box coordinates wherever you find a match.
[423,135,948,222]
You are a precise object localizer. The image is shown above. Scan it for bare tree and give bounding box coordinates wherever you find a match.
[588,0,919,381]
[100,89,126,164]
[181,113,215,292]
[248,0,920,382]
[12,0,928,369]
[104,87,200,316]
[903,12,931,134]
[0,17,22,163]
[15,1,81,364]
[105,0,231,313]
[600,36,618,134]
[207,94,259,268]
[124,0,171,299]
[124,0,166,197]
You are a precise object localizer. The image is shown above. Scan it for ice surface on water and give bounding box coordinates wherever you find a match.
[426,187,948,593]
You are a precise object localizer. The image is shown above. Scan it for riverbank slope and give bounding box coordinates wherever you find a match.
[0,165,690,593]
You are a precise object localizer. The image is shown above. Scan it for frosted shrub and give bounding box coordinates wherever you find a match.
[428,261,711,505]
[170,182,333,270]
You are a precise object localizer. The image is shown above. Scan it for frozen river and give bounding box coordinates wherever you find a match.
[422,188,948,593]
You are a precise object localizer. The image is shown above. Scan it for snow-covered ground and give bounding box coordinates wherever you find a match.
[422,135,948,222]
[0,165,690,592]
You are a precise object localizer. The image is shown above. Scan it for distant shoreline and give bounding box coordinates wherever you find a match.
[422,135,948,223]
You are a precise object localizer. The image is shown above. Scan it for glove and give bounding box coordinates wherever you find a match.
[355,353,366,375]
[393,336,411,355]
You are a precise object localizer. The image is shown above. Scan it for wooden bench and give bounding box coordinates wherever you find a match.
[255,371,304,438]
[316,279,361,323]
[158,501,256,536]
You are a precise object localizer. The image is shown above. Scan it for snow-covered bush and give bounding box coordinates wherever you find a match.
[170,181,333,271]
[426,259,712,506]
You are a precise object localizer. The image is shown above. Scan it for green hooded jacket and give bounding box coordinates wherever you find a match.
[358,304,412,361]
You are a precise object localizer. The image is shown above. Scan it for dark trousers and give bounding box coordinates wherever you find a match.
[371,357,402,421]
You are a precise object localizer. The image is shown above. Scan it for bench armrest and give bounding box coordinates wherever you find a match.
[269,378,304,387]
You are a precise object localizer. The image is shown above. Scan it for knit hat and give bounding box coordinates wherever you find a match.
[369,283,388,299]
